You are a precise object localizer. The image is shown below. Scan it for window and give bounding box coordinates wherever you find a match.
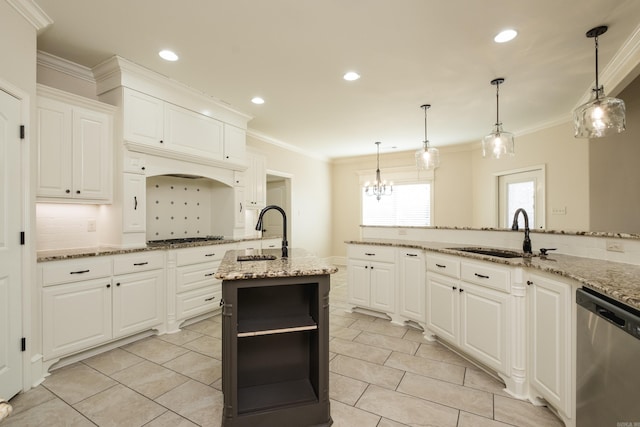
[362,182,432,226]
[497,166,545,229]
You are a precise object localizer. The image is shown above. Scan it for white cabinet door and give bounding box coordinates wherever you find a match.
[399,250,425,322]
[122,173,146,233]
[370,261,395,313]
[123,89,164,146]
[426,273,459,343]
[347,259,370,307]
[72,107,111,200]
[245,152,266,208]
[459,282,509,373]
[528,273,571,415]
[36,97,73,198]
[42,278,113,360]
[112,269,164,338]
[164,103,223,160]
[223,124,246,164]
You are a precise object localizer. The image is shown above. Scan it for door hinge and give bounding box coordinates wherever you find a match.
[20,231,25,245]
[19,125,25,140]
[21,337,26,352]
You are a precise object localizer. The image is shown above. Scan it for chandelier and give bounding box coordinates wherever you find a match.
[415,104,440,170]
[573,25,626,138]
[482,78,515,159]
[364,141,392,201]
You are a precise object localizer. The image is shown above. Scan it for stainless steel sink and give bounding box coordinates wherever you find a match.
[237,254,277,262]
[448,247,529,258]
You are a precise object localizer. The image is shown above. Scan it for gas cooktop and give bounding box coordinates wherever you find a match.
[147,236,225,246]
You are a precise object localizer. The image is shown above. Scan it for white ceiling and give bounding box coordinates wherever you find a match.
[34,0,640,159]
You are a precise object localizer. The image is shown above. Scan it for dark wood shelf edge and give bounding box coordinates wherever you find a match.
[237,379,318,415]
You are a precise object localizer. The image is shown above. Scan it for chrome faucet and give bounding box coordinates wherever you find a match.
[255,205,288,258]
[511,208,532,255]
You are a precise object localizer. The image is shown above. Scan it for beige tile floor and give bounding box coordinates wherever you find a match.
[5,268,565,427]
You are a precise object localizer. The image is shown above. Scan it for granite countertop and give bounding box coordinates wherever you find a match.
[215,248,338,281]
[346,239,640,310]
[37,237,275,262]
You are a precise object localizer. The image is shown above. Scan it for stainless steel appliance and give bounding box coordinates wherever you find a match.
[576,288,640,427]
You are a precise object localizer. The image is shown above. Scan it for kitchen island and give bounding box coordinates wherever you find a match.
[215,249,337,427]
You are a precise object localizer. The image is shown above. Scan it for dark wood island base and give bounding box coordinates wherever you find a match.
[216,250,336,427]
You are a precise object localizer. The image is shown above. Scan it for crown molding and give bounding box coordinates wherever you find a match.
[246,128,330,163]
[6,0,52,32]
[37,50,95,83]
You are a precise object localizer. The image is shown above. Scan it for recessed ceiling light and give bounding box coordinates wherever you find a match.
[343,71,360,81]
[494,29,518,43]
[159,50,179,61]
[251,97,265,105]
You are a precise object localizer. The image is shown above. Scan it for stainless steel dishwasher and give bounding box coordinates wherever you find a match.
[576,288,640,427]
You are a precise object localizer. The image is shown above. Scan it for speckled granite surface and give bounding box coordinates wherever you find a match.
[215,249,338,280]
[36,238,272,262]
[346,239,640,310]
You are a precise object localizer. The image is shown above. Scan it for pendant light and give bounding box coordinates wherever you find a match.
[415,104,440,170]
[573,25,626,138]
[482,78,515,159]
[364,141,392,201]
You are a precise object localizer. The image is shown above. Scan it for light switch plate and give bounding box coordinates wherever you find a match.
[551,207,567,215]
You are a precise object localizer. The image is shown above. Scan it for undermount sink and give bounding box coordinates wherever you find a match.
[448,247,530,259]
[237,254,277,262]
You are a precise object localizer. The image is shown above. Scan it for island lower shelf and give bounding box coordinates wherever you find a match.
[221,274,332,427]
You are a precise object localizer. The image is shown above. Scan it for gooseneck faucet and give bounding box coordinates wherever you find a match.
[511,208,532,255]
[255,205,288,258]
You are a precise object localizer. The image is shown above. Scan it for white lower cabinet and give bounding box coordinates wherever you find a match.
[347,245,396,315]
[426,254,511,375]
[398,249,426,324]
[527,272,572,420]
[41,252,165,362]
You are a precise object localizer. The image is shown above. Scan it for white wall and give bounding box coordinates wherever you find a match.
[246,135,333,258]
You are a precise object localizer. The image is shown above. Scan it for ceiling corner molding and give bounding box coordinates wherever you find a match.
[246,129,330,163]
[574,22,640,107]
[6,0,53,32]
[37,50,95,83]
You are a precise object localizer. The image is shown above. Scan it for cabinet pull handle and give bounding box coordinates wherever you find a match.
[240,202,243,213]
[133,262,148,266]
[134,196,138,210]
[365,253,375,256]
[527,280,533,286]
[76,190,81,194]
[205,272,215,277]
[70,269,90,274]
[435,263,446,268]
[141,166,146,171]
[205,253,216,257]
[474,273,490,279]
[116,282,121,286]
[106,284,111,288]
[406,253,418,257]
[204,296,216,302]
[159,139,163,144]
[452,286,457,290]
[365,265,369,269]
[65,189,71,194]
[459,288,464,292]
[219,299,224,307]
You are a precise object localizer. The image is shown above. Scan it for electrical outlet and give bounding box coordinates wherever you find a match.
[606,240,624,253]
[552,207,567,215]
[87,219,97,232]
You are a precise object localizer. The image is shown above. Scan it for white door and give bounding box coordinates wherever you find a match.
[0,89,23,399]
[264,180,286,238]
[426,273,459,343]
[399,251,425,322]
[369,261,395,313]
[347,259,370,307]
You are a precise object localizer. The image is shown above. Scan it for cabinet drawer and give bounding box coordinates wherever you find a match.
[461,261,510,292]
[176,284,221,320]
[347,245,396,262]
[427,254,460,278]
[113,251,164,275]
[261,239,281,249]
[236,240,261,250]
[176,261,221,293]
[42,257,112,286]
[176,244,232,266]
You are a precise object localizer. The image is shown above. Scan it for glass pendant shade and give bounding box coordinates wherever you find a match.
[482,78,514,159]
[482,124,515,159]
[415,104,440,170]
[574,25,626,138]
[573,87,626,138]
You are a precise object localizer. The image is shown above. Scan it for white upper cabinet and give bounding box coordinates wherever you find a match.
[223,124,247,165]
[245,152,266,209]
[122,88,226,163]
[37,86,113,202]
